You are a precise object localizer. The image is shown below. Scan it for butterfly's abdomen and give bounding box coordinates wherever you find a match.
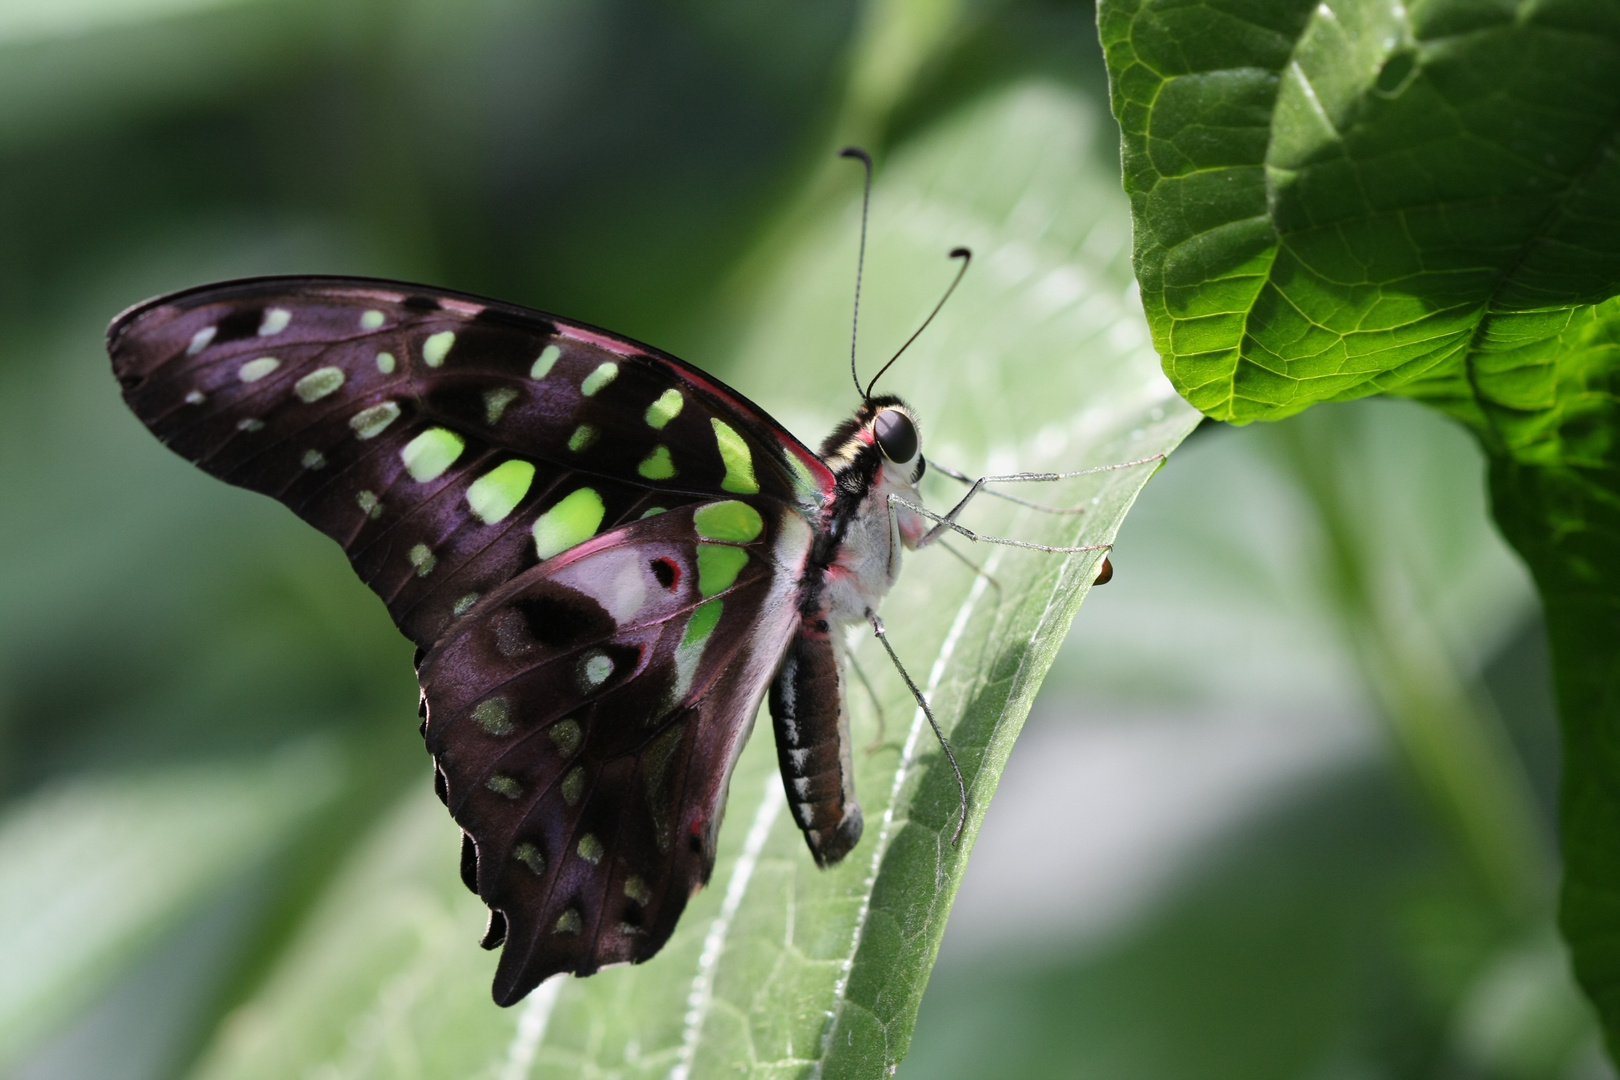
[768,619,862,866]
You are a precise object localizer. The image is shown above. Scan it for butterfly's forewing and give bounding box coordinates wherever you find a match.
[106,277,838,1001]
[422,500,810,1003]
[107,276,831,649]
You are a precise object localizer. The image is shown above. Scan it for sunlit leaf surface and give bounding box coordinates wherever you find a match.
[184,83,1199,1080]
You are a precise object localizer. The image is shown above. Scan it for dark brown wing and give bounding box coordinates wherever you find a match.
[107,276,833,650]
[418,499,812,1004]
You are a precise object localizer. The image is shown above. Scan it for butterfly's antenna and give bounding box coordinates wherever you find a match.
[865,247,971,400]
[841,146,874,402]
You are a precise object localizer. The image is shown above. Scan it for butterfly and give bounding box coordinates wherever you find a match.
[106,181,1135,1007]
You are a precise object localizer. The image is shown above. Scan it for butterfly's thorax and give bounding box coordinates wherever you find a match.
[815,452,925,628]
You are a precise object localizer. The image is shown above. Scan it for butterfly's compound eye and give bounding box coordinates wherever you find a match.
[873,408,919,465]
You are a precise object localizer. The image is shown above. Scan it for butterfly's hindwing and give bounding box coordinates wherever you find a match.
[420,501,812,1003]
[108,277,832,649]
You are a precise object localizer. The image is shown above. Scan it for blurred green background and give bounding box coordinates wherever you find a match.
[0,0,1607,1077]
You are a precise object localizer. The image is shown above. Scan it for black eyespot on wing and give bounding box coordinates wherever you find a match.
[213,306,263,344]
[650,557,678,589]
[472,304,556,337]
[873,408,918,464]
[515,588,615,649]
[441,321,553,379]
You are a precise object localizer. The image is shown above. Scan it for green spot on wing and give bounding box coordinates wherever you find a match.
[560,766,584,806]
[471,698,512,736]
[531,344,561,379]
[581,361,619,396]
[639,445,676,480]
[569,424,597,453]
[360,309,385,330]
[399,427,465,483]
[681,599,722,647]
[513,843,545,875]
[238,357,280,383]
[693,500,764,543]
[532,487,605,560]
[294,366,345,403]
[466,460,535,524]
[350,402,400,439]
[422,331,455,367]
[549,718,582,756]
[711,419,759,493]
[485,775,521,799]
[645,388,684,429]
[696,544,749,597]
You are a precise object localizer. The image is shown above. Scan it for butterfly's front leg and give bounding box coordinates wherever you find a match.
[768,616,863,867]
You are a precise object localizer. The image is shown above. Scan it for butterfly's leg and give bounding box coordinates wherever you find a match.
[927,460,1088,515]
[896,492,1114,555]
[916,454,1166,541]
[841,641,891,752]
[865,608,968,844]
[936,538,1002,596]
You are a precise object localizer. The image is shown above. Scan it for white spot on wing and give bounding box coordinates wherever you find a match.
[554,547,648,623]
[184,390,206,405]
[187,326,216,355]
[294,366,346,402]
[408,543,436,576]
[578,650,613,689]
[238,357,280,383]
[484,387,519,425]
[258,308,292,336]
[350,401,401,439]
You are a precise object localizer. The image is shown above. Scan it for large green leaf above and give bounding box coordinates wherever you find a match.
[1099,0,1620,1058]
[183,84,1199,1080]
[1101,0,1620,441]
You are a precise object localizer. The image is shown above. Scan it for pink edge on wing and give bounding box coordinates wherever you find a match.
[330,288,407,304]
[439,298,485,316]
[563,327,641,356]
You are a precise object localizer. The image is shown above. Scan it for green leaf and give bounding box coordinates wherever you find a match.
[183,84,1199,1080]
[1099,0,1620,433]
[0,743,339,1070]
[1097,0,1620,1056]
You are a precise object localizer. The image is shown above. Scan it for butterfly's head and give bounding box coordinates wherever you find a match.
[819,394,927,489]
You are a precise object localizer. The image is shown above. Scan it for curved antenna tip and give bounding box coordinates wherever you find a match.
[840,146,873,164]
[863,247,974,399]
